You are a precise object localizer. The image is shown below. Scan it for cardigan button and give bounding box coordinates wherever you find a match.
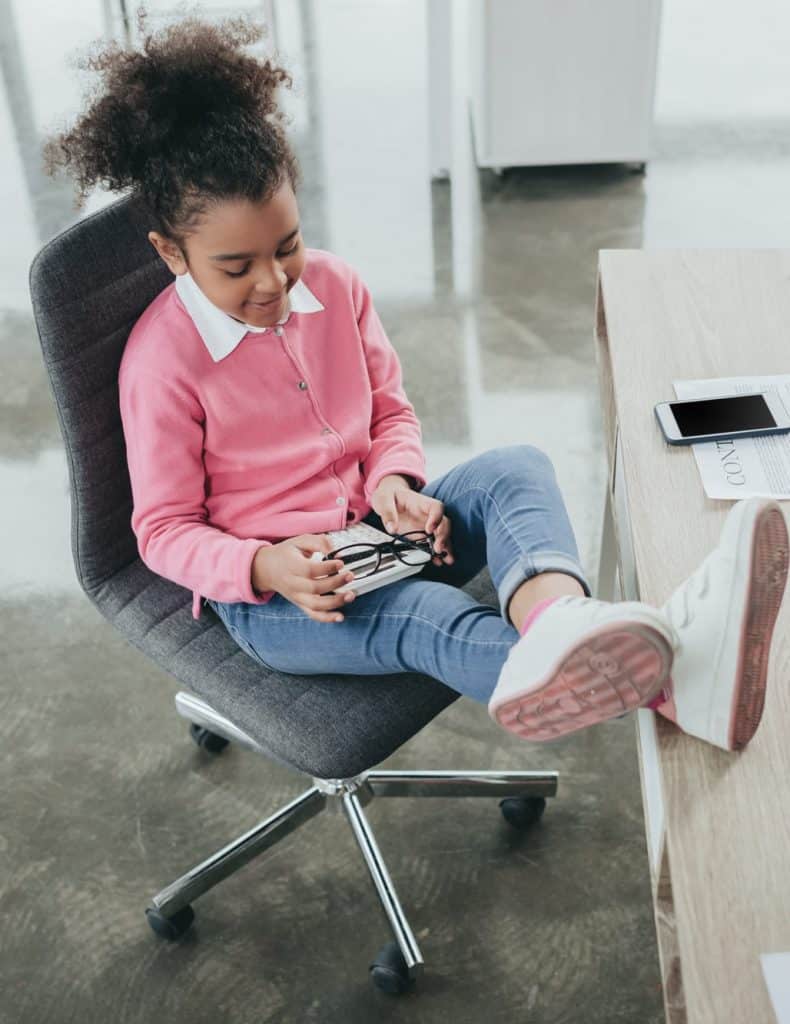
[274,326,284,336]
[297,380,308,390]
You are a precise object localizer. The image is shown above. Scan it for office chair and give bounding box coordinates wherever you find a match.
[30,193,558,994]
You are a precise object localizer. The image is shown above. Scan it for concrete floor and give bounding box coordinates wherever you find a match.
[4,1,790,1021]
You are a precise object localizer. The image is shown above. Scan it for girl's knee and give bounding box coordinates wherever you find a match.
[475,444,555,479]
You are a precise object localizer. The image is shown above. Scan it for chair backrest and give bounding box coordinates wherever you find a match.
[29,193,172,600]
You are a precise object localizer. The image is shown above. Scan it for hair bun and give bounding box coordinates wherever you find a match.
[43,8,297,235]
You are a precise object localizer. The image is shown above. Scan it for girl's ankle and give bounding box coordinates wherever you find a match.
[518,596,560,636]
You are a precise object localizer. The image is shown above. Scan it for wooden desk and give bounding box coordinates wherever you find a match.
[594,251,790,1024]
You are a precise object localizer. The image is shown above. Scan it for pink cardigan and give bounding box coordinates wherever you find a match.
[118,248,428,620]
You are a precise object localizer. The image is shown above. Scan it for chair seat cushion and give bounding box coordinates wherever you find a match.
[94,560,498,779]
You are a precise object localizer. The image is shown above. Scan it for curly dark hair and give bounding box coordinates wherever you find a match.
[43,7,300,245]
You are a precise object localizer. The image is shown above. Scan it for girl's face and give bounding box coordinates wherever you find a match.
[149,179,305,328]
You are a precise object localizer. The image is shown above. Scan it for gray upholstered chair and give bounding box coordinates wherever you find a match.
[29,193,558,994]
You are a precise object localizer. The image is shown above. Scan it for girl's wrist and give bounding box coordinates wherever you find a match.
[251,545,274,594]
[377,473,414,492]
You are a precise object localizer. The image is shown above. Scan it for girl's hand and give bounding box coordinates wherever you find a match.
[251,536,359,623]
[370,477,455,567]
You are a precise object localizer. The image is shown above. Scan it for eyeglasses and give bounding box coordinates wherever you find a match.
[324,530,444,578]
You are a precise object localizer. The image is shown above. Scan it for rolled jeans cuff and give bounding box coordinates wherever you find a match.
[497,551,592,626]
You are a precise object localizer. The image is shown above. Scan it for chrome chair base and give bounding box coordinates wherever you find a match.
[148,691,559,984]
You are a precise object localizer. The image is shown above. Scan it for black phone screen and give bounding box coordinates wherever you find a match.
[669,394,776,437]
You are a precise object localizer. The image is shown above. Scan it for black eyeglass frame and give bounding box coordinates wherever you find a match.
[323,530,447,576]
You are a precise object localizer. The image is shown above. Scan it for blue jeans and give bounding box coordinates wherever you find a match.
[207,445,591,704]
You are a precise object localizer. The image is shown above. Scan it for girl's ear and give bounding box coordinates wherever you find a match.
[148,230,188,276]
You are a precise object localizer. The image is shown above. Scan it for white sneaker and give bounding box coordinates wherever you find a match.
[655,498,788,751]
[488,596,675,742]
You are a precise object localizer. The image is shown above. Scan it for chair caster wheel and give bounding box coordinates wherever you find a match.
[369,940,415,994]
[499,795,546,830]
[145,904,195,940]
[189,723,230,753]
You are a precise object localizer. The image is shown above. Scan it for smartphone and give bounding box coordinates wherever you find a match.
[654,392,790,445]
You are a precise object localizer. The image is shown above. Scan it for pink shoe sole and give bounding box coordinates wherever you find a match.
[729,505,789,750]
[491,623,673,742]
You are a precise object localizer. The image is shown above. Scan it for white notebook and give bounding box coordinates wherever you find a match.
[310,521,429,596]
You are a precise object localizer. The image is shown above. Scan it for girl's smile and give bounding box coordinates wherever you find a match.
[247,294,283,309]
[244,291,287,320]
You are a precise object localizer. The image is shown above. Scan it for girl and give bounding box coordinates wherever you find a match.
[45,13,788,752]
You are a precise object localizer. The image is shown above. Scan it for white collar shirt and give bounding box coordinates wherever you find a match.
[174,271,325,363]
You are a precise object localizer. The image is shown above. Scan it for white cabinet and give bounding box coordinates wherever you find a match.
[441,0,663,171]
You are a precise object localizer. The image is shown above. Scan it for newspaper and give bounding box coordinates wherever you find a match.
[673,375,790,501]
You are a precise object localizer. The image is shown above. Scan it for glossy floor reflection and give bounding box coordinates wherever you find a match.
[3,1,790,1021]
